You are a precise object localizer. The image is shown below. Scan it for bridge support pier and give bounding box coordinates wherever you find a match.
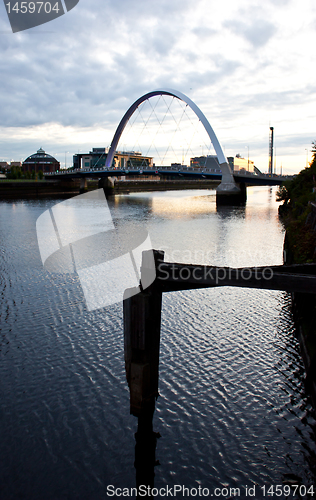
[216,162,246,205]
[79,177,88,193]
[98,176,115,194]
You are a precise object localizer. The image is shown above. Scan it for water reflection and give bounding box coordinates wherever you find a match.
[1,187,316,499]
[124,284,316,497]
[122,243,316,497]
[111,189,217,219]
[134,400,160,497]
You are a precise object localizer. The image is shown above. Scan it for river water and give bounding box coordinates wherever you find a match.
[0,186,315,499]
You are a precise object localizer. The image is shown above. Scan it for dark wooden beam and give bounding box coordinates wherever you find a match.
[152,262,316,294]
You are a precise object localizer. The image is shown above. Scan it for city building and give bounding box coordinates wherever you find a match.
[22,148,60,174]
[171,163,188,169]
[190,155,221,172]
[227,154,254,173]
[72,148,153,170]
[0,161,22,174]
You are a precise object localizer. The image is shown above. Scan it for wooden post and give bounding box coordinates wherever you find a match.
[123,250,164,416]
[123,250,164,495]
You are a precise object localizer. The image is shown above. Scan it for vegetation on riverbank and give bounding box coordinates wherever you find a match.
[4,165,44,180]
[277,142,316,263]
[277,143,316,409]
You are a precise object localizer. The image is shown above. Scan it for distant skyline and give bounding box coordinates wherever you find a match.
[1,0,316,174]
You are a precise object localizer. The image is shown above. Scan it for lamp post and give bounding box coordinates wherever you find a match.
[65,151,69,170]
[305,149,309,168]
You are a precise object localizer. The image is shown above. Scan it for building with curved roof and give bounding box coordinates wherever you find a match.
[22,148,60,174]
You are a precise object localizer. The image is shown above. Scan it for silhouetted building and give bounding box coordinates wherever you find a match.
[22,148,60,174]
[190,155,221,171]
[73,148,153,170]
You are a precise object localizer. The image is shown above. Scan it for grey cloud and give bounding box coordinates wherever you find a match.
[224,133,314,160]
[224,4,276,48]
[191,27,217,39]
[208,84,316,128]
[266,0,291,4]
[0,0,195,129]
[225,16,276,48]
[242,86,316,109]
[147,30,177,57]
[178,60,241,90]
[105,0,192,19]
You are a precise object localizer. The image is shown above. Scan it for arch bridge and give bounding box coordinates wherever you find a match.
[105,89,240,203]
[46,89,289,199]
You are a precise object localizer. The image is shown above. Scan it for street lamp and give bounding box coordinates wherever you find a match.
[65,151,69,170]
[305,149,309,168]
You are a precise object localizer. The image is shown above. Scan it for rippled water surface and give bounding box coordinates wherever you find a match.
[1,187,315,499]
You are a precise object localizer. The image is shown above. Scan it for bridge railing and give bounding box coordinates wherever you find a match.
[47,165,224,176]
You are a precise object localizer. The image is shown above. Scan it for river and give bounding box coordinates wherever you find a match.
[0,186,315,499]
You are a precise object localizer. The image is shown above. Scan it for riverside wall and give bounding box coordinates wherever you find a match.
[108,178,219,194]
[0,178,219,199]
[0,180,84,198]
[282,202,316,410]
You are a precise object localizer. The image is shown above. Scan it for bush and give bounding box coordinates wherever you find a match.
[278,142,316,263]
[276,184,289,203]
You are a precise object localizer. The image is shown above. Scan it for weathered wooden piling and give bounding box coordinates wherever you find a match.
[123,250,164,417]
[123,250,164,495]
[124,256,316,416]
[123,251,316,494]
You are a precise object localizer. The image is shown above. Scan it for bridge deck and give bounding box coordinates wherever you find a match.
[45,167,290,187]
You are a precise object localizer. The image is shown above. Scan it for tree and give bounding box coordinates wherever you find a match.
[312,141,316,163]
[276,185,289,204]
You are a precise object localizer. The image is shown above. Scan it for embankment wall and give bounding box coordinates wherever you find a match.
[0,178,219,199]
[283,201,316,409]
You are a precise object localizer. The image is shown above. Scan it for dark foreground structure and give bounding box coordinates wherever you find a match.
[123,250,316,494]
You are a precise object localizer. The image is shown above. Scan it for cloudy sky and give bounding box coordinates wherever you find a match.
[0,0,315,173]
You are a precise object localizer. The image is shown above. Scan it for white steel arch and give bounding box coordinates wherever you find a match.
[105,89,239,192]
